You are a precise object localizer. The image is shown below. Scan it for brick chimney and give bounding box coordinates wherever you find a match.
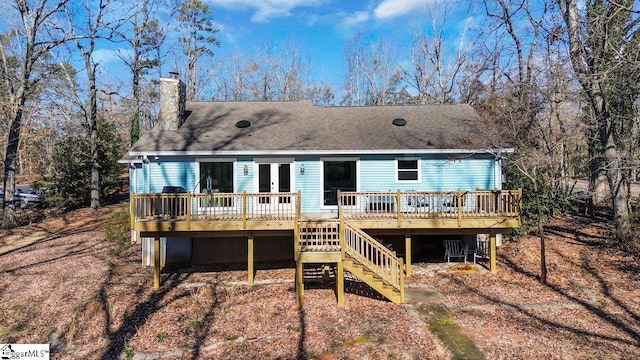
[157,71,186,130]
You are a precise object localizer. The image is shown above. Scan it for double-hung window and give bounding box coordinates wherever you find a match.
[396,158,420,182]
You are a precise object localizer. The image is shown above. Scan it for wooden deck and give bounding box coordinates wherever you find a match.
[130,189,521,236]
[132,189,521,303]
[131,192,301,235]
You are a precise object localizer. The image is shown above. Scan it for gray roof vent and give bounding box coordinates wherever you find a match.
[235,119,251,128]
[392,118,407,126]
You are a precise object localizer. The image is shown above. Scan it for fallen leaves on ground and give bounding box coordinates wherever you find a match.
[0,204,638,359]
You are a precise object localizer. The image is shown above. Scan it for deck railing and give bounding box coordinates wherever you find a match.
[342,220,403,292]
[131,189,520,228]
[297,220,341,252]
[131,191,300,224]
[338,189,521,222]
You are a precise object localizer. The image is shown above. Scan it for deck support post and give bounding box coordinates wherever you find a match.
[405,233,412,277]
[248,233,254,285]
[130,192,135,231]
[296,261,304,307]
[399,258,405,302]
[336,261,344,306]
[153,235,161,289]
[489,231,497,272]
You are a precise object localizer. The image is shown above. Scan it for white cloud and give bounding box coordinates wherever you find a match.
[373,0,428,20]
[92,48,125,65]
[339,11,370,27]
[209,0,325,22]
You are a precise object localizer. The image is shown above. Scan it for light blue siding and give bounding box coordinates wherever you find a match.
[236,157,254,192]
[130,164,146,194]
[359,155,495,192]
[148,157,195,193]
[420,156,496,191]
[139,153,498,210]
[295,157,322,212]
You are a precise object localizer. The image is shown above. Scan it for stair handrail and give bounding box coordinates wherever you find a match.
[342,220,403,291]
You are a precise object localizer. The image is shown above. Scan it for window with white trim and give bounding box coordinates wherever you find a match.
[198,160,234,207]
[323,160,357,206]
[200,162,234,193]
[396,158,420,182]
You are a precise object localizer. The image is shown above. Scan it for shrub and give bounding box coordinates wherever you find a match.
[105,207,131,255]
[51,117,126,207]
[504,163,576,234]
[617,205,640,254]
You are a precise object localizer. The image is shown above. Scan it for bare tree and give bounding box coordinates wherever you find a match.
[307,84,335,106]
[212,53,251,101]
[342,33,400,106]
[175,0,219,101]
[556,0,638,236]
[267,41,310,101]
[481,0,555,283]
[212,40,313,102]
[246,48,274,101]
[1,0,70,229]
[404,2,474,104]
[118,0,164,144]
[342,33,366,106]
[64,0,123,210]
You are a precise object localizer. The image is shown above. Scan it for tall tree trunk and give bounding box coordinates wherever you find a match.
[82,51,100,210]
[131,50,141,145]
[533,178,547,284]
[89,67,100,210]
[587,120,599,217]
[2,0,38,229]
[559,0,630,233]
[2,0,73,227]
[2,99,24,229]
[188,58,197,101]
[593,95,629,231]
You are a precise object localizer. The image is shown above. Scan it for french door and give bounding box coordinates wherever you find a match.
[257,162,291,205]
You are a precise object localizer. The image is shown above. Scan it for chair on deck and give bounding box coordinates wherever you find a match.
[443,239,467,263]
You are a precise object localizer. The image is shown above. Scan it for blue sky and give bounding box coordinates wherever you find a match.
[87,0,476,96]
[0,0,474,98]
[205,0,470,88]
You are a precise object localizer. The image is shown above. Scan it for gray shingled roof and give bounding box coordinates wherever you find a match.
[128,101,494,154]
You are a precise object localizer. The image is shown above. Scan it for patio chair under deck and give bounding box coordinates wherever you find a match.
[443,239,467,263]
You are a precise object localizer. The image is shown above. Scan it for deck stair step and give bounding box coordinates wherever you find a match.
[296,219,404,304]
[342,254,402,304]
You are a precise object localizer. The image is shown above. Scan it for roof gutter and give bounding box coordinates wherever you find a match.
[127,148,515,158]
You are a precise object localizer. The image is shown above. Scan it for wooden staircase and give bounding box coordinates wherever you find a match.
[342,221,404,304]
[296,220,404,304]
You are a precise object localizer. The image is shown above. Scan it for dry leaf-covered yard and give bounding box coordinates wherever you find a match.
[1,203,639,359]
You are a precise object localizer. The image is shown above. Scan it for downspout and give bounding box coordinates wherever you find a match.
[494,150,504,246]
[495,150,504,190]
[143,155,150,193]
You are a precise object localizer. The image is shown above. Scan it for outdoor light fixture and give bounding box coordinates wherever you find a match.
[243,164,249,175]
[300,164,305,174]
